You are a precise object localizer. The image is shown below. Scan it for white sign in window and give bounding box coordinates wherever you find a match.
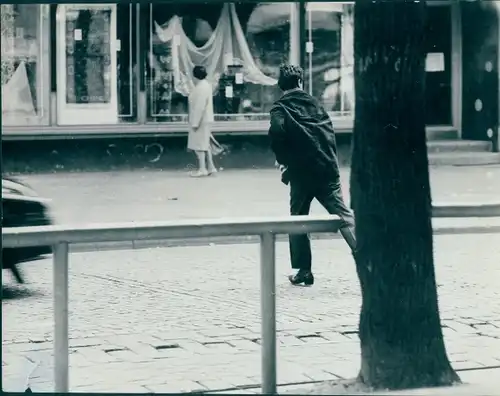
[425,53,445,73]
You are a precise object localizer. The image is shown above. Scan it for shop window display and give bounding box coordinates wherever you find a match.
[65,9,112,105]
[303,2,453,124]
[1,4,49,126]
[57,4,136,125]
[304,2,354,117]
[147,2,290,122]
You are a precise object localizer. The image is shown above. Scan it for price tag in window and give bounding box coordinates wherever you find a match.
[306,41,314,54]
[235,73,243,85]
[74,29,82,41]
[116,39,121,52]
[225,85,234,98]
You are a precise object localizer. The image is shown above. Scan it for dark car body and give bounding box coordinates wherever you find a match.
[2,176,53,283]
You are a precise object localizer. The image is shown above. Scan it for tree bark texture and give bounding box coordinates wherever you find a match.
[350,1,460,390]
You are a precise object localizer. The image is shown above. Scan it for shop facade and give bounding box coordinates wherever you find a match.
[1,1,498,145]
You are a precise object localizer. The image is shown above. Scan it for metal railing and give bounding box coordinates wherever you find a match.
[3,203,500,394]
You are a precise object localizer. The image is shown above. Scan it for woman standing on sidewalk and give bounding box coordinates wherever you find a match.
[187,66,218,177]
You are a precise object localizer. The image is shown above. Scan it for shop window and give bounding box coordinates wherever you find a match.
[425,5,452,125]
[1,4,50,126]
[55,4,137,125]
[146,2,290,122]
[304,2,354,118]
[304,2,453,125]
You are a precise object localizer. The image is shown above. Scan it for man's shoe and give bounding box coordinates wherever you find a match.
[288,270,314,286]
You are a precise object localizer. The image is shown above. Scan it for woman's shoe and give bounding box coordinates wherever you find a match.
[190,170,209,178]
[207,167,218,175]
[288,270,314,286]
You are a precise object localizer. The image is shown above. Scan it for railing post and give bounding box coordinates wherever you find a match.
[260,232,277,394]
[53,242,69,392]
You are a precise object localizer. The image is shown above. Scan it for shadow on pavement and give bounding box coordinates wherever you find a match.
[1,285,44,300]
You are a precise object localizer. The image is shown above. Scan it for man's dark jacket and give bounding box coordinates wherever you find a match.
[268,88,340,184]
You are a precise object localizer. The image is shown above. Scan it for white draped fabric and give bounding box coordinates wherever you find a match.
[153,3,277,97]
[1,61,37,122]
[340,5,354,112]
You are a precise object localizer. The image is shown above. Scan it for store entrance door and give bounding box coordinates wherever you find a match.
[56,4,118,125]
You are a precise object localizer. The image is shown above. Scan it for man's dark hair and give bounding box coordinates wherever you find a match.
[193,65,207,80]
[277,64,303,91]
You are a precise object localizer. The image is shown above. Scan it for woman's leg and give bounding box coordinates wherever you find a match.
[206,149,217,174]
[196,151,207,172]
[191,151,208,177]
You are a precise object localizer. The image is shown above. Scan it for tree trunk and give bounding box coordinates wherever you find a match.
[350,1,460,390]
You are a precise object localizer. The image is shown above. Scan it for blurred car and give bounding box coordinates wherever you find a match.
[2,176,53,284]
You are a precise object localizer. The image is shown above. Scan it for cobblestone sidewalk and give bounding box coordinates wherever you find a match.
[3,234,500,393]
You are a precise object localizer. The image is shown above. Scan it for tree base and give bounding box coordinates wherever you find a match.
[291,376,463,395]
[357,358,461,391]
[305,378,372,395]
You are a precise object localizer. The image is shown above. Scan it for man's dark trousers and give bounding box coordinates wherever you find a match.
[289,178,356,271]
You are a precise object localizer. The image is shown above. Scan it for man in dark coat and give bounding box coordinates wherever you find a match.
[268,64,356,286]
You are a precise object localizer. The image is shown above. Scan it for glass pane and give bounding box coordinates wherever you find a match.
[243,2,291,119]
[1,4,48,126]
[147,3,185,122]
[65,8,112,104]
[425,5,452,125]
[117,4,137,121]
[305,2,354,118]
[146,2,289,122]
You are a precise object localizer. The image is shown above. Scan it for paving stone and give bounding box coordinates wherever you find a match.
[453,361,484,370]
[465,355,500,368]
[145,380,206,393]
[318,331,352,343]
[226,339,261,352]
[214,389,260,394]
[278,370,312,385]
[458,368,500,387]
[68,337,108,348]
[278,335,305,347]
[73,348,120,364]
[106,349,151,363]
[323,361,360,380]
[443,321,479,335]
[303,368,338,382]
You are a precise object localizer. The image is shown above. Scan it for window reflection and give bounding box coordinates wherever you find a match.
[1,4,48,126]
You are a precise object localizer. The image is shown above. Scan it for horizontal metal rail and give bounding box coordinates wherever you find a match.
[2,215,343,248]
[2,203,500,394]
[431,202,500,218]
[4,203,500,249]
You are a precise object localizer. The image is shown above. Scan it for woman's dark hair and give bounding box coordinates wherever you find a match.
[193,65,207,80]
[277,64,303,91]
